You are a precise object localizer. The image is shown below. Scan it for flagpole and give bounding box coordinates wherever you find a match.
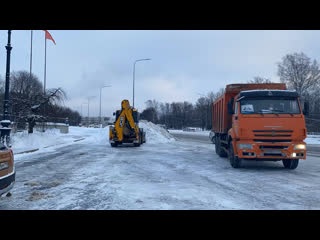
[30,30,33,79]
[44,35,46,95]
[43,35,47,132]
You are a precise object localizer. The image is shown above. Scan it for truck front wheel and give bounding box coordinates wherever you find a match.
[229,143,242,168]
[282,159,299,169]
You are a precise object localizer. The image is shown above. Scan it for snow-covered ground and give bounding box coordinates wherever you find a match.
[11,128,83,154]
[1,121,320,210]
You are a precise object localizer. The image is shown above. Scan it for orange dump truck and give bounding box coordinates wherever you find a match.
[212,83,308,169]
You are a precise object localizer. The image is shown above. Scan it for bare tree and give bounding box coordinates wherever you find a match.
[8,71,67,133]
[277,52,320,97]
[24,87,67,133]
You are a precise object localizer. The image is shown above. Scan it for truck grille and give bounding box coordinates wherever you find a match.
[253,130,292,137]
[259,145,289,150]
[262,153,284,157]
[254,139,291,143]
[253,130,292,143]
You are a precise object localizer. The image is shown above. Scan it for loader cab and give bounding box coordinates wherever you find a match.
[113,110,121,123]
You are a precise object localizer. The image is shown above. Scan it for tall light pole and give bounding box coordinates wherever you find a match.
[81,102,88,126]
[133,58,151,108]
[1,30,12,146]
[87,96,95,126]
[99,85,111,126]
[81,103,86,117]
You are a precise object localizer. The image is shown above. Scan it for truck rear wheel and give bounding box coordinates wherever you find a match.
[215,135,227,158]
[229,143,242,168]
[282,159,299,169]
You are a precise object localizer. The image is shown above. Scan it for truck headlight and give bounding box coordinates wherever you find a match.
[294,144,306,150]
[0,162,9,171]
[238,143,253,149]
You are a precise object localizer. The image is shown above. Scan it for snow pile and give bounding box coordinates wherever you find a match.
[169,129,210,137]
[305,135,320,144]
[139,120,175,144]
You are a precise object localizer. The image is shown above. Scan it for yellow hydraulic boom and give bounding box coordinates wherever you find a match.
[109,100,146,147]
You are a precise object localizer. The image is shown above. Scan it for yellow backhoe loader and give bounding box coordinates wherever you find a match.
[109,100,146,147]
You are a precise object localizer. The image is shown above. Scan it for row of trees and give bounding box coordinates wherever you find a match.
[140,91,223,130]
[0,70,81,133]
[141,52,320,132]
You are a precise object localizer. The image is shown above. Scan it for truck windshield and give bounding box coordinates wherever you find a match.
[240,97,301,114]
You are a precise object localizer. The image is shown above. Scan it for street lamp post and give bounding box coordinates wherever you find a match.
[87,96,95,126]
[99,85,111,126]
[81,102,88,126]
[1,30,13,146]
[133,58,151,108]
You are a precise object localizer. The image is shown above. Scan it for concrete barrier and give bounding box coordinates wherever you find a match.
[7,122,69,134]
[36,122,69,133]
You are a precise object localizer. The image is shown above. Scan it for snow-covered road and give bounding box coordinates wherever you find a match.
[1,124,320,210]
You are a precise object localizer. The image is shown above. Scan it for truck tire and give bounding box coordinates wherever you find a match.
[215,135,227,158]
[282,159,299,169]
[229,143,242,168]
[214,136,220,155]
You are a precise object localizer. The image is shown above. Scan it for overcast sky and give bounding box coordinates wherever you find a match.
[1,30,320,117]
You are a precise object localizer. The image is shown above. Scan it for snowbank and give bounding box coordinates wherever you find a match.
[11,128,75,154]
[139,120,175,144]
[169,129,210,137]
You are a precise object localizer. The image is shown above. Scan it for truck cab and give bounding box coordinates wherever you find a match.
[213,84,307,169]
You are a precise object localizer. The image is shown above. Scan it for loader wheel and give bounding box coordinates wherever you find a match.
[134,143,141,147]
[229,143,242,168]
[282,159,299,169]
[111,142,118,147]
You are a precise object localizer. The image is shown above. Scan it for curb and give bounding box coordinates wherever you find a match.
[15,149,39,155]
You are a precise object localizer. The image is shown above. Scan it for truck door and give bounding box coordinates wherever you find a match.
[233,101,240,137]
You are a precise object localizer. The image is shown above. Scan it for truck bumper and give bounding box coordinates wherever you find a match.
[0,169,15,197]
[236,141,307,160]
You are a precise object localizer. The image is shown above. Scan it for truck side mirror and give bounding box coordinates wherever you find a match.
[113,112,115,116]
[227,98,234,115]
[303,101,309,116]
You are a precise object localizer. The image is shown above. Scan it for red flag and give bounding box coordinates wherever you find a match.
[43,30,56,45]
